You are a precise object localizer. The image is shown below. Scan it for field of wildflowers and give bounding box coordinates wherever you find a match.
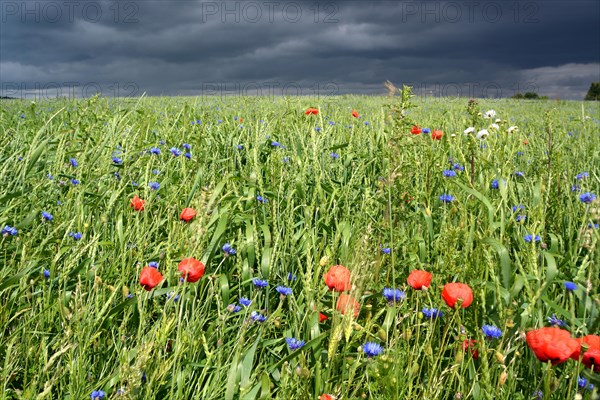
[0,92,598,399]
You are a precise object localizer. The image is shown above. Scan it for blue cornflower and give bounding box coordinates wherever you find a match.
[523,234,541,243]
[256,195,268,204]
[69,232,82,241]
[249,311,266,323]
[578,376,588,389]
[564,281,577,291]
[443,169,456,178]
[42,211,53,221]
[112,157,123,164]
[589,223,599,229]
[114,172,121,180]
[283,157,290,163]
[47,173,54,180]
[422,128,431,134]
[491,179,499,189]
[532,390,543,399]
[547,314,566,327]
[182,143,191,150]
[330,152,340,159]
[90,390,106,399]
[422,308,443,319]
[166,292,180,301]
[43,269,50,279]
[517,151,524,156]
[315,127,321,132]
[514,171,525,178]
[276,286,292,296]
[271,141,280,147]
[439,194,455,203]
[512,205,525,212]
[71,179,80,185]
[382,288,406,304]
[364,121,369,125]
[571,185,581,192]
[381,246,391,254]
[285,337,305,350]
[362,342,383,358]
[222,243,237,256]
[287,272,297,281]
[131,181,138,187]
[184,152,191,160]
[69,158,78,168]
[159,140,165,145]
[152,169,160,175]
[575,172,589,180]
[452,163,464,171]
[237,144,243,150]
[1,225,18,236]
[481,324,502,339]
[170,147,182,157]
[253,278,268,288]
[217,119,223,123]
[239,297,252,307]
[579,192,597,204]
[148,261,159,269]
[227,304,241,313]
[149,182,160,190]
[150,147,161,155]
[328,121,335,126]
[516,215,526,222]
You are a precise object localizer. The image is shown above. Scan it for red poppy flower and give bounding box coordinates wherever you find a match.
[571,335,600,360]
[336,294,360,318]
[351,110,359,118]
[319,312,328,323]
[571,334,600,371]
[305,108,319,115]
[526,327,580,365]
[523,139,529,145]
[130,195,145,211]
[407,270,432,290]
[180,207,196,222]
[462,339,479,359]
[239,117,244,123]
[431,130,443,140]
[323,265,352,292]
[442,282,473,308]
[410,125,422,135]
[582,348,600,372]
[319,395,334,400]
[139,267,163,291]
[178,257,205,283]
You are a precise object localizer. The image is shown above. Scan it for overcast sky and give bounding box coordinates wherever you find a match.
[1,0,599,99]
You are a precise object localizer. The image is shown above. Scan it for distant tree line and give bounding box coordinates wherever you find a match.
[511,92,549,100]
[584,82,600,101]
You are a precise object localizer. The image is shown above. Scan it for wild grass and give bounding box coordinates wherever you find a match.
[0,94,598,399]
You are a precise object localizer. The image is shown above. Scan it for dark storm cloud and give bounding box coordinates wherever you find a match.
[1,0,599,99]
